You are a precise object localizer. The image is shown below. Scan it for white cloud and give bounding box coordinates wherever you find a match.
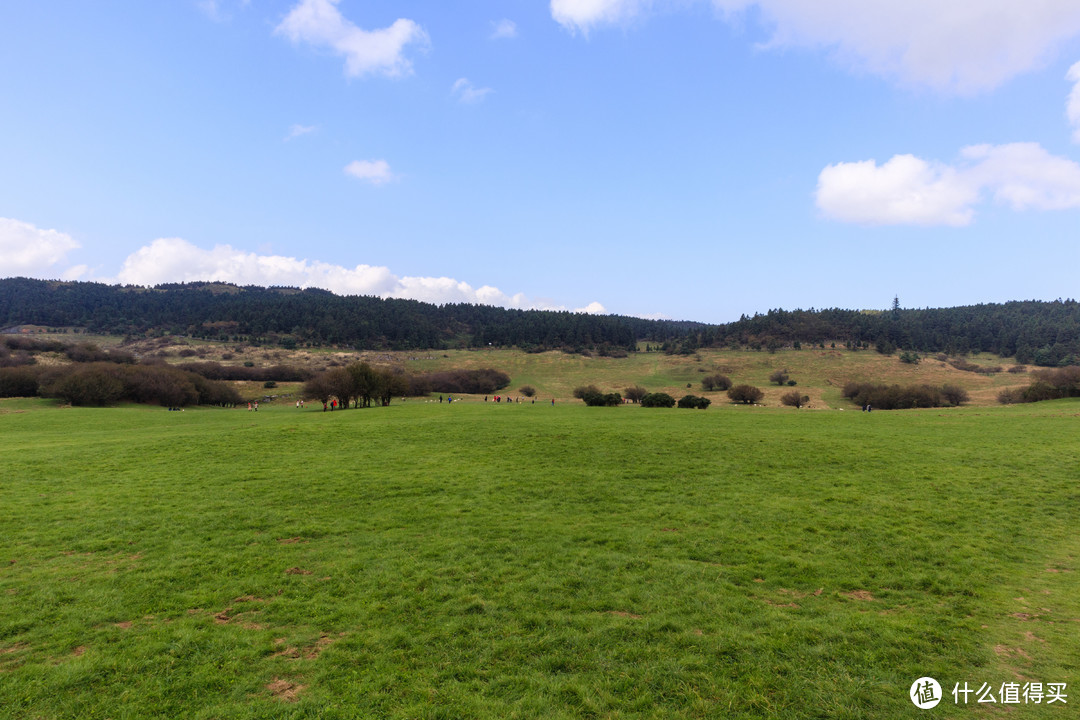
[275,0,428,79]
[344,159,394,184]
[574,301,608,314]
[716,0,1080,93]
[816,155,977,226]
[285,124,317,141]
[816,143,1080,226]
[451,78,494,104]
[963,142,1080,211]
[551,0,649,34]
[553,0,1080,93]
[1068,61,1080,142]
[114,237,606,312]
[490,19,518,39]
[0,218,82,276]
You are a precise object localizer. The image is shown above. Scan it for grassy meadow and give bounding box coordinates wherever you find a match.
[1,393,1077,718]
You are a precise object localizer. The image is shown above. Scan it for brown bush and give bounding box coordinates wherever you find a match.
[727,385,764,404]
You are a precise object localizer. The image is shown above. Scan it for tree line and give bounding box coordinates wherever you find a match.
[0,278,696,352]
[5,279,1079,366]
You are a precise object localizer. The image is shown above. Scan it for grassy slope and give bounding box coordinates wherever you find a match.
[0,398,1077,718]
[393,347,1028,408]
[46,334,1031,407]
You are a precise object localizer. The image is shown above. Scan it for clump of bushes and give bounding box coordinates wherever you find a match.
[0,345,35,368]
[948,357,1001,374]
[415,368,510,394]
[573,385,600,400]
[780,391,810,408]
[677,395,711,409]
[998,366,1080,404]
[640,392,676,408]
[623,385,647,403]
[582,390,622,407]
[1007,365,1027,374]
[64,343,135,364]
[2,337,67,353]
[19,362,243,407]
[842,381,969,409]
[727,385,764,404]
[176,362,312,382]
[899,351,920,364]
[701,374,731,391]
[0,367,42,397]
[768,369,790,386]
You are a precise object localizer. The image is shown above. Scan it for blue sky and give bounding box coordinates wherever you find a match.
[3,0,1080,323]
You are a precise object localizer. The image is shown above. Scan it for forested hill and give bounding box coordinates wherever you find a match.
[0,278,700,351]
[1,278,1077,364]
[678,301,1080,366]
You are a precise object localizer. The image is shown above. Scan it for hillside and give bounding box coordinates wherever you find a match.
[1,278,1078,364]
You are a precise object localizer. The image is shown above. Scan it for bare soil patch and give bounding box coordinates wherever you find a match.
[841,590,876,602]
[265,677,306,703]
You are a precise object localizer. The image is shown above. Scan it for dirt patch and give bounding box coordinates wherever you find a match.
[762,598,800,608]
[71,646,87,657]
[841,590,876,602]
[0,643,28,655]
[114,621,133,630]
[1010,613,1038,621]
[1044,567,1072,573]
[285,567,313,576]
[266,677,306,703]
[273,646,302,659]
[278,537,306,544]
[607,611,643,619]
[304,634,336,659]
[1024,631,1045,643]
[994,645,1032,661]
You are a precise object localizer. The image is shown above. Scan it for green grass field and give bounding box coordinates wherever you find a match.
[1,397,1077,718]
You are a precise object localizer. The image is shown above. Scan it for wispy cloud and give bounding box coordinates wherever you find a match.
[452,78,494,104]
[1068,61,1080,143]
[343,159,394,184]
[197,0,249,22]
[490,18,518,39]
[553,0,1080,94]
[285,124,318,141]
[275,0,429,78]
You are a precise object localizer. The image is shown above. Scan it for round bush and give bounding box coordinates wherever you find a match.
[640,392,676,408]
